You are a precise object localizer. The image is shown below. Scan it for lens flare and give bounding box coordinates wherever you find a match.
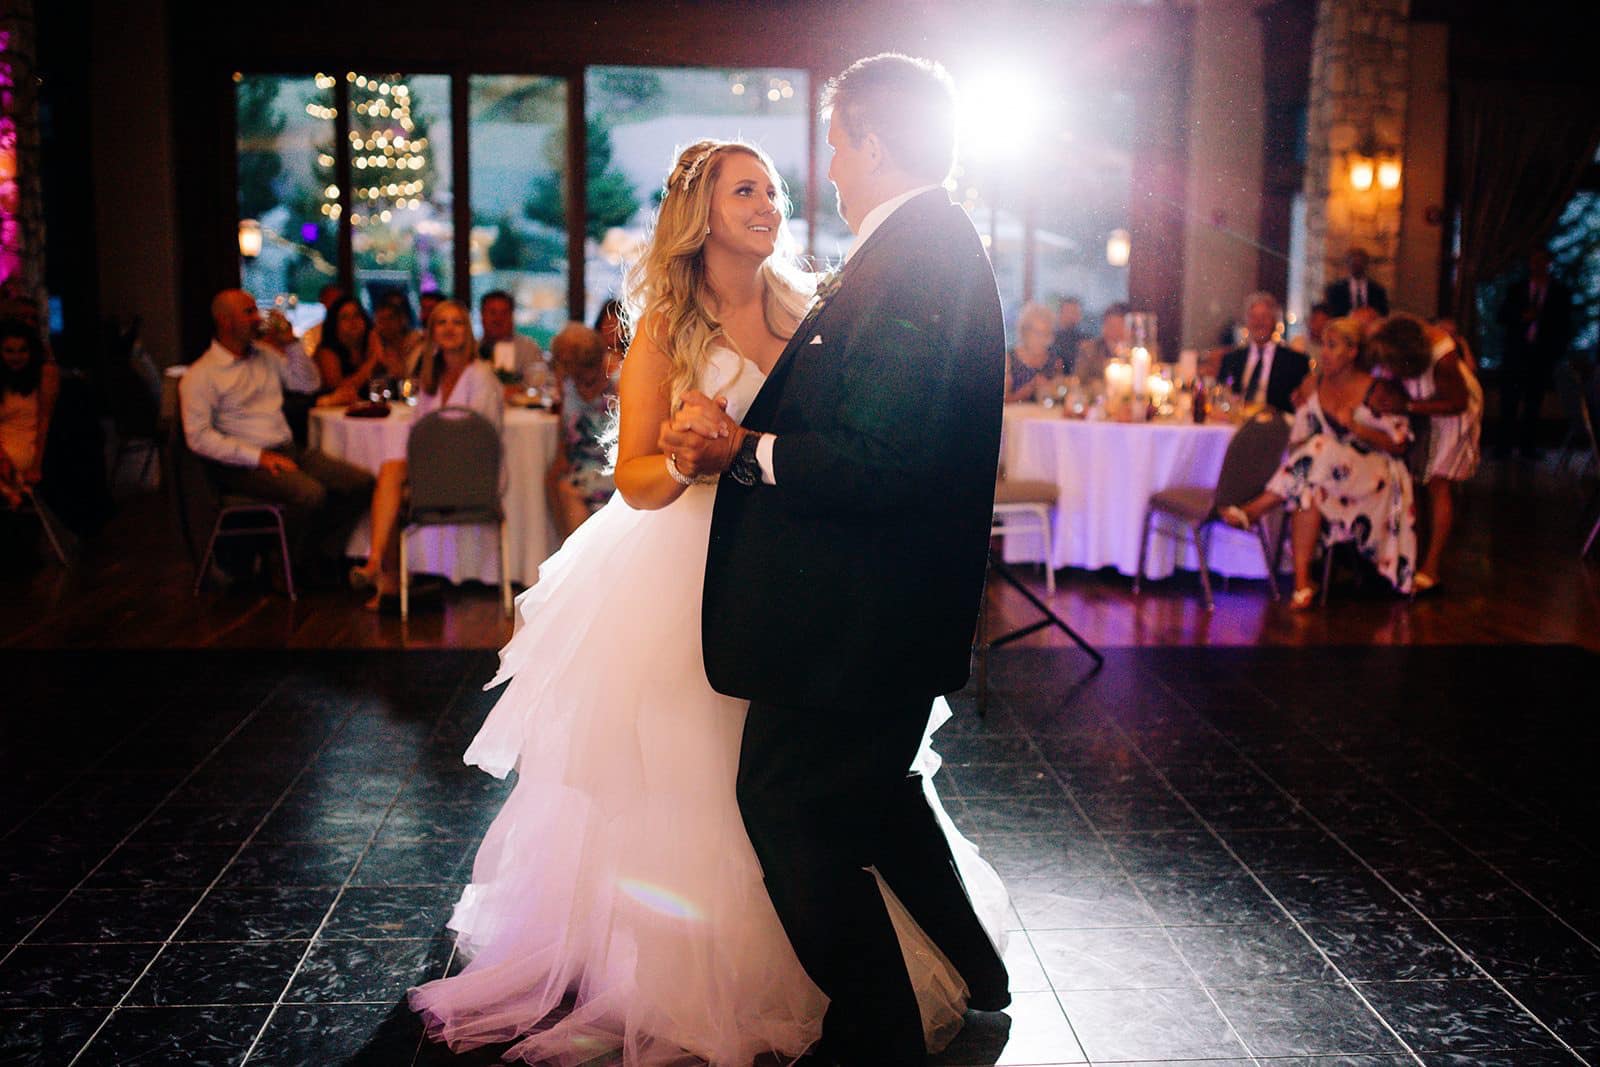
[616,878,704,921]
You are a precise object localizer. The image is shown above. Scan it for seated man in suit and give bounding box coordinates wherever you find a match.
[1217,291,1309,413]
[1075,300,1130,384]
[1324,247,1389,317]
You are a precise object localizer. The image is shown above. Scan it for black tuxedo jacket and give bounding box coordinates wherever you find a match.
[1217,342,1310,414]
[1498,277,1572,367]
[703,191,1005,708]
[1323,276,1389,317]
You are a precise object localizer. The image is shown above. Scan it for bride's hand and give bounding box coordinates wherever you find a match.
[672,391,732,438]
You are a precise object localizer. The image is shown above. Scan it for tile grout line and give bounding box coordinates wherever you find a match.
[61,673,416,1066]
[1149,669,1588,1065]
[240,665,477,1065]
[989,699,1265,1067]
[47,677,298,1065]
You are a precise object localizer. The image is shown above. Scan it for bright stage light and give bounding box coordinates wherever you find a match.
[959,70,1048,163]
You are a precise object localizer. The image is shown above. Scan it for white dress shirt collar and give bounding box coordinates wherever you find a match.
[843,185,942,264]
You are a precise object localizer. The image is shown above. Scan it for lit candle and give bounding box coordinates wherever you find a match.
[1129,346,1151,397]
[1177,348,1198,385]
[1104,360,1132,397]
[1147,375,1173,407]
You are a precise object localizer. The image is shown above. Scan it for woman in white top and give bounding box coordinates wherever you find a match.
[1367,313,1481,593]
[348,299,503,608]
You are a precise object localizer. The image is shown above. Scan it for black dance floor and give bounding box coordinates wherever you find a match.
[2,646,1597,1066]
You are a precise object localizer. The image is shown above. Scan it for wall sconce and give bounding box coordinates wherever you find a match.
[1349,158,1375,192]
[238,219,263,258]
[1106,228,1131,267]
[1377,159,1402,191]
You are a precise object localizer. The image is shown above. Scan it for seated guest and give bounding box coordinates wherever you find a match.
[180,289,373,579]
[1324,247,1389,317]
[545,323,618,540]
[479,289,548,389]
[1218,291,1309,413]
[0,319,57,510]
[372,291,428,378]
[1004,303,1065,403]
[1366,313,1482,594]
[312,296,379,406]
[298,282,346,357]
[418,288,446,328]
[1289,302,1332,362]
[349,299,503,609]
[594,298,627,381]
[1223,316,1416,608]
[1048,296,1085,370]
[1075,301,1131,384]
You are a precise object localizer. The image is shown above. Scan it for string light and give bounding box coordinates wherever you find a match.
[310,72,430,226]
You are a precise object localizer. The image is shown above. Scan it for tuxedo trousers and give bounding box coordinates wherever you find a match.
[736,695,1005,1065]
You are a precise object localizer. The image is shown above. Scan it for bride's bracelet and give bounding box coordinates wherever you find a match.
[665,452,717,487]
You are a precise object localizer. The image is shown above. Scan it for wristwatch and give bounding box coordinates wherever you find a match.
[726,431,764,487]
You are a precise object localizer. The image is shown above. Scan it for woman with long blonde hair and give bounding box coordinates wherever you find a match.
[409,139,1006,1065]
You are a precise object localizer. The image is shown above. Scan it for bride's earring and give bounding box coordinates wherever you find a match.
[704,226,711,236]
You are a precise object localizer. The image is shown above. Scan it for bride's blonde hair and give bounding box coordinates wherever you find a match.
[624,139,813,404]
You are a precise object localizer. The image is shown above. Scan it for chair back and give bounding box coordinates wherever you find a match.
[1212,409,1292,511]
[406,407,503,523]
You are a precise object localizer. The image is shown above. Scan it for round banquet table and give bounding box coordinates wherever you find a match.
[1001,404,1277,580]
[309,405,561,586]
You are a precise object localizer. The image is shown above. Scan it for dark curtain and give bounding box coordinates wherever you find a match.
[1452,80,1600,347]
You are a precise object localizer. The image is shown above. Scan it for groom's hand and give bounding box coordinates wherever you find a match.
[660,394,742,478]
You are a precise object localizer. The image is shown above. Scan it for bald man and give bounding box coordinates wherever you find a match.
[180,289,373,579]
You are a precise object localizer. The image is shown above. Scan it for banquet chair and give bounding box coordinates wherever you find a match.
[165,420,296,600]
[974,476,1102,716]
[1132,409,1291,611]
[400,407,511,621]
[992,477,1057,594]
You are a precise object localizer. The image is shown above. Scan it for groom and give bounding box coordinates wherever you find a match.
[662,54,1008,1064]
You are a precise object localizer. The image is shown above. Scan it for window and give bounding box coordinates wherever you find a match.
[469,75,567,346]
[582,66,811,319]
[235,74,337,326]
[346,72,452,317]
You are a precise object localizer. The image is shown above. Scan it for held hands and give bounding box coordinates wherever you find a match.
[258,451,300,476]
[658,390,739,478]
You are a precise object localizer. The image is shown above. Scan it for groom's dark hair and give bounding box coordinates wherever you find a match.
[822,53,957,184]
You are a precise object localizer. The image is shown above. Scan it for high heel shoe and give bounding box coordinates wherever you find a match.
[1289,585,1318,611]
[1413,572,1439,596]
[1220,506,1251,530]
[348,565,378,592]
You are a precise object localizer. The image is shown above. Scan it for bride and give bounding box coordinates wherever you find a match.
[408,139,1009,1066]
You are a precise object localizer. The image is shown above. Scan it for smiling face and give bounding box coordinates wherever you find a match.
[1,336,30,373]
[429,303,472,359]
[1245,300,1277,345]
[705,151,781,261]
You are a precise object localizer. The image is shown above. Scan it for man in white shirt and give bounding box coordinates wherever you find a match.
[180,289,373,579]
[478,290,548,388]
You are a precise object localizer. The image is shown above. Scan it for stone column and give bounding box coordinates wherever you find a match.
[1304,0,1411,307]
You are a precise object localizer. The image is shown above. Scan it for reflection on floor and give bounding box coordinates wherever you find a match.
[1,646,1596,1066]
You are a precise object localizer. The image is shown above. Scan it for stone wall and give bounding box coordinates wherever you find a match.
[1304,0,1411,304]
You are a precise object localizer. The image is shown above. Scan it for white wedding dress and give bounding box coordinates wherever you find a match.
[408,349,1010,1066]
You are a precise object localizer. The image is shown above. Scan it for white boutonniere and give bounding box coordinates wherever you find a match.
[812,268,843,310]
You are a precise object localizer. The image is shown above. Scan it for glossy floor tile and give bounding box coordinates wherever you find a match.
[1,647,1595,1065]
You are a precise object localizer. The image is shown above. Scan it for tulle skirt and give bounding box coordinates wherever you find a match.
[408,486,1009,1065]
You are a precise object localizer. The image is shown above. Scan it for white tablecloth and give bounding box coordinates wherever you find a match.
[1001,405,1274,579]
[309,406,560,586]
